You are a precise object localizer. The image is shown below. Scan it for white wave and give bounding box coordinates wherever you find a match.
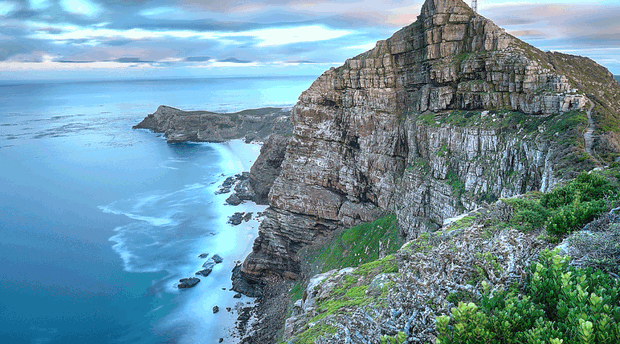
[99,205,175,227]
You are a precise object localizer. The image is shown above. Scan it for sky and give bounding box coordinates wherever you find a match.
[0,0,618,81]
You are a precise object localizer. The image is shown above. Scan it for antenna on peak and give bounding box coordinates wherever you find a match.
[472,0,478,13]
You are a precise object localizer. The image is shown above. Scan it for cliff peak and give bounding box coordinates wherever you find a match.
[420,0,474,17]
[236,0,620,299]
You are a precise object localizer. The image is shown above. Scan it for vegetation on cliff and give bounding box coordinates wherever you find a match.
[282,166,620,343]
[436,249,620,344]
[506,170,620,236]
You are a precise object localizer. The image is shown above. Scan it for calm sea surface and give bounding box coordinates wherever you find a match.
[0,76,315,344]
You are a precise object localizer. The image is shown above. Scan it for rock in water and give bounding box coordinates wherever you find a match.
[198,253,209,259]
[228,212,245,225]
[222,176,236,188]
[213,305,219,314]
[225,194,242,206]
[214,187,230,195]
[212,254,224,264]
[234,180,253,201]
[242,212,252,222]
[177,277,200,289]
[195,269,212,277]
[202,260,216,269]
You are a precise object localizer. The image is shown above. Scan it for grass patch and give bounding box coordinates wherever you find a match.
[308,215,404,273]
[418,113,438,127]
[289,282,303,302]
[449,215,477,231]
[293,324,338,344]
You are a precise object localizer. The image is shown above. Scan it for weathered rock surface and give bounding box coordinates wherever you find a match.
[236,0,620,290]
[133,106,292,143]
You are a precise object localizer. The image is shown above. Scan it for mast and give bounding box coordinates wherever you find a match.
[472,0,478,13]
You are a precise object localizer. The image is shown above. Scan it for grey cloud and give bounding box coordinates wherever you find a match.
[219,57,252,63]
[184,56,211,62]
[35,27,65,34]
[101,39,134,46]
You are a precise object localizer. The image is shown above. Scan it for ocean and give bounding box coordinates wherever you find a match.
[0,76,316,344]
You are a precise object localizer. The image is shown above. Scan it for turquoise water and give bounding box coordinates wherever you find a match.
[0,76,315,343]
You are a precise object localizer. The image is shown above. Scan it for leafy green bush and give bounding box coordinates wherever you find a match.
[380,331,406,344]
[508,172,619,235]
[436,249,620,344]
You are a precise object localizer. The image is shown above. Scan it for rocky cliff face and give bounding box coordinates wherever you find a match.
[236,0,620,289]
[133,105,292,143]
[249,134,290,205]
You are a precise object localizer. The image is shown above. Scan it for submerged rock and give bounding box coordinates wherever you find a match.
[198,253,209,259]
[213,305,219,314]
[177,277,200,289]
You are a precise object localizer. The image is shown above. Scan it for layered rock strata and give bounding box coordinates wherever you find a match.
[236,0,620,290]
[133,105,292,143]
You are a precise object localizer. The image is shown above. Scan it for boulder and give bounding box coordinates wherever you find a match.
[226,194,242,206]
[177,277,200,289]
[212,254,224,264]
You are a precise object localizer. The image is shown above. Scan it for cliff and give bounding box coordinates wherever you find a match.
[133,105,292,143]
[236,0,620,292]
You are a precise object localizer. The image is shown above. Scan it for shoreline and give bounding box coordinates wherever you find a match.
[162,138,267,344]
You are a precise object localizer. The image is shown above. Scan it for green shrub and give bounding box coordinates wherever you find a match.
[380,331,407,344]
[508,171,619,235]
[436,249,620,344]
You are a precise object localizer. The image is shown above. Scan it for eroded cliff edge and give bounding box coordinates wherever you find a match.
[236,0,620,291]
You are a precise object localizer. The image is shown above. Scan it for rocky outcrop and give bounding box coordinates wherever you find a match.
[133,105,292,143]
[249,134,291,205]
[236,0,620,290]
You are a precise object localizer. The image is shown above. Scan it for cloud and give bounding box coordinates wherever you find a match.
[29,0,51,11]
[219,57,251,63]
[60,0,104,18]
[485,3,620,46]
[184,56,211,62]
[0,2,18,16]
